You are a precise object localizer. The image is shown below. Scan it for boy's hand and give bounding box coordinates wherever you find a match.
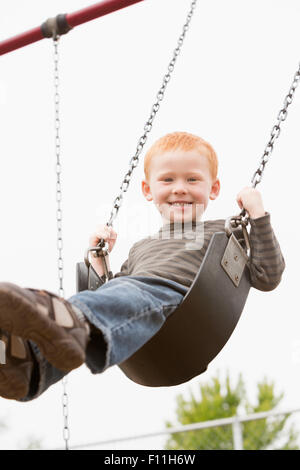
[89,224,117,253]
[236,186,266,219]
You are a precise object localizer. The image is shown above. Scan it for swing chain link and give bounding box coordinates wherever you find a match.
[54,37,64,300]
[105,0,198,230]
[250,61,300,189]
[53,36,70,451]
[62,375,70,448]
[236,60,300,227]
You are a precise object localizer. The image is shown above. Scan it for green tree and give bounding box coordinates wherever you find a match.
[19,436,43,450]
[0,413,42,449]
[164,372,299,450]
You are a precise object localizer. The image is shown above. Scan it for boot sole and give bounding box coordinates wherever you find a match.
[0,362,30,400]
[0,283,85,372]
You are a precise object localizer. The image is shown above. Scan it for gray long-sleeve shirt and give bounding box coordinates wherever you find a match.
[112,212,285,291]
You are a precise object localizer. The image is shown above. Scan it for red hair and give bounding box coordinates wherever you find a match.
[144,131,218,182]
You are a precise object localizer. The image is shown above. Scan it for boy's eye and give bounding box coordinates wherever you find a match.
[163,177,198,182]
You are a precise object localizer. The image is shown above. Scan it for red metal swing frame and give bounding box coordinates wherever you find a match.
[0,0,145,56]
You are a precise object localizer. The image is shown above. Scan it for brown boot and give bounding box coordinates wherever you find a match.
[0,330,34,400]
[0,283,90,373]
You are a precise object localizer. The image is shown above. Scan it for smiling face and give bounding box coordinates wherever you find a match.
[141,149,221,224]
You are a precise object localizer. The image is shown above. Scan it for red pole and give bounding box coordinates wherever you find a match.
[0,26,44,56]
[0,0,144,56]
[66,0,143,28]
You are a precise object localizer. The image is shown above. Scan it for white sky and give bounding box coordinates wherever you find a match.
[0,0,300,450]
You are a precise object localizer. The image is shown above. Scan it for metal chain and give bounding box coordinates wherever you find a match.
[105,0,198,229]
[250,61,300,189]
[54,37,64,299]
[62,375,70,449]
[233,61,300,225]
[53,36,70,451]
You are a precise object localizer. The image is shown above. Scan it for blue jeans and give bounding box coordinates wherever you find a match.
[19,276,188,401]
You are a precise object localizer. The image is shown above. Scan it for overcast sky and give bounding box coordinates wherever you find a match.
[0,0,300,450]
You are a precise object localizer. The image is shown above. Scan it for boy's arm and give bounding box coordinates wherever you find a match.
[236,186,285,291]
[247,212,285,291]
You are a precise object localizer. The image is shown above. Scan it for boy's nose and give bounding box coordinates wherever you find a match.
[172,185,188,194]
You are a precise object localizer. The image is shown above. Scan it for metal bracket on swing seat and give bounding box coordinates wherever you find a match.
[221,217,250,287]
[76,237,115,293]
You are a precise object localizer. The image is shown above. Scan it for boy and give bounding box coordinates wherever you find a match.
[0,132,285,401]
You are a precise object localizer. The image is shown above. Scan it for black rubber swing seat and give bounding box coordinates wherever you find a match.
[119,230,251,387]
[76,223,252,387]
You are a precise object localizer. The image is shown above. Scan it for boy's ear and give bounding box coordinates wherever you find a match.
[141,179,153,201]
[209,178,221,200]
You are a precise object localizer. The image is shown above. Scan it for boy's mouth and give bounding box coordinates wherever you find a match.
[168,202,193,207]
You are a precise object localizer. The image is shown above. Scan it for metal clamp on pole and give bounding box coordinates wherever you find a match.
[41,14,73,39]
